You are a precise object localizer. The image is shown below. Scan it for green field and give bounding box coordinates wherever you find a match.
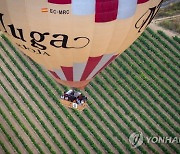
[0,28,179,154]
[155,2,180,18]
[155,2,180,34]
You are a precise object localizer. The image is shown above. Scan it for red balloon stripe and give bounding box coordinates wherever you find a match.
[61,66,73,81]
[80,56,103,81]
[95,0,118,22]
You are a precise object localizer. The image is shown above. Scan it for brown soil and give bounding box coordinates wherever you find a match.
[149,16,180,37]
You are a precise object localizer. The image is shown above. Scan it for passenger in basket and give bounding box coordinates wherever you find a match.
[76,98,81,105]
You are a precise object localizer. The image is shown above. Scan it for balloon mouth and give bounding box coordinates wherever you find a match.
[52,77,91,90]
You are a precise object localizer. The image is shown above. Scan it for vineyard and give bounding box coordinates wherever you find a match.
[0,28,179,154]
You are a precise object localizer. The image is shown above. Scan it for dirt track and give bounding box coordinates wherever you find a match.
[149,15,180,37]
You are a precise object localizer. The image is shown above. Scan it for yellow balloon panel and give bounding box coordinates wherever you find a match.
[0,0,163,88]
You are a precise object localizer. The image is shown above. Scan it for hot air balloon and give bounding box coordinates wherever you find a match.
[0,0,162,110]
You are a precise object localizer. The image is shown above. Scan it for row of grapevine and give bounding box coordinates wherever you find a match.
[107,62,179,153]
[87,81,158,154]
[120,53,180,128]
[82,109,125,153]
[0,103,33,154]
[0,78,61,154]
[129,44,180,97]
[115,57,179,140]
[125,49,180,123]
[99,68,169,153]
[122,51,179,103]
[157,30,180,51]
[142,32,178,66]
[133,40,180,108]
[0,41,86,154]
[59,81,134,153]
[146,28,180,57]
[1,36,107,154]
[0,139,10,154]
[0,122,21,154]
[133,40,180,87]
[86,87,138,154]
[0,65,75,153]
[138,36,180,77]
[173,36,180,44]
[72,109,114,154]
[0,94,44,154]
[94,72,171,153]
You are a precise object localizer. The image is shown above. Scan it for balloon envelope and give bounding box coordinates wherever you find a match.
[0,0,162,88]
